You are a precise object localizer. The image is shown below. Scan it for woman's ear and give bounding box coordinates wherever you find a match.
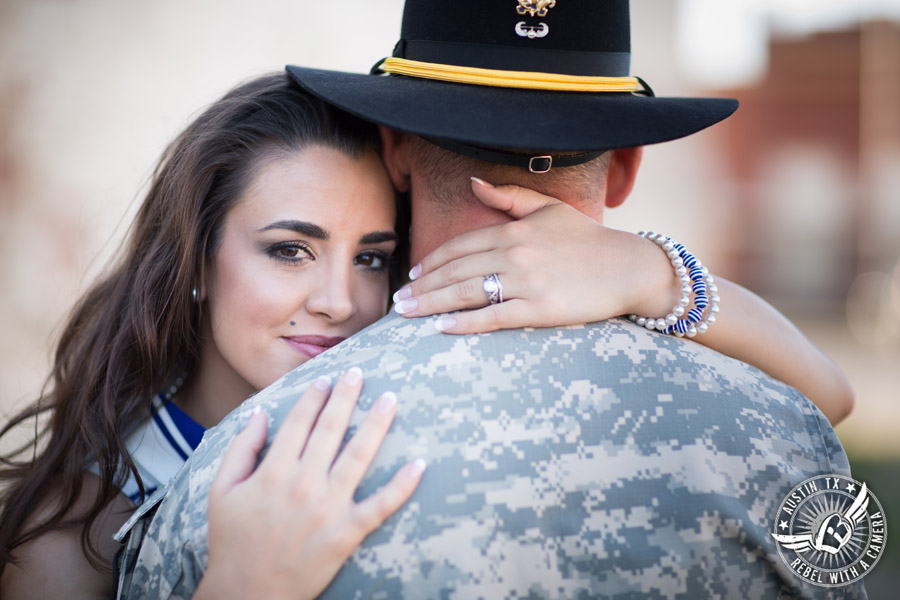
[196,260,211,303]
[195,272,208,303]
[378,126,412,193]
[604,146,643,209]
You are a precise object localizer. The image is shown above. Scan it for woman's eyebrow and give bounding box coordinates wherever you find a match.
[258,220,329,240]
[360,231,398,244]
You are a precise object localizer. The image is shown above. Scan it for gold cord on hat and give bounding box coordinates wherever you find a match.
[377,57,645,93]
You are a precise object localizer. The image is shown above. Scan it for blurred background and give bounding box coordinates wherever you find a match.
[1,0,897,594]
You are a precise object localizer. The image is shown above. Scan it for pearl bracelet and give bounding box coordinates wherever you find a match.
[627,231,719,337]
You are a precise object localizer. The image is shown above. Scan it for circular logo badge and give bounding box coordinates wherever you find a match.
[772,475,886,587]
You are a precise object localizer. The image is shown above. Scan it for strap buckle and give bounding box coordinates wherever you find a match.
[528,155,552,173]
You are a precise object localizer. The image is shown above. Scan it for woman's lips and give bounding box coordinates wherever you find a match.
[281,335,346,359]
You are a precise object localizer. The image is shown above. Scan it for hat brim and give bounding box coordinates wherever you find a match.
[287,65,738,153]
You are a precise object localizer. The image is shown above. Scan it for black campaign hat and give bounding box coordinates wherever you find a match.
[287,0,737,169]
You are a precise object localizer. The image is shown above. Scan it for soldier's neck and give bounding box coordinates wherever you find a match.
[408,188,513,266]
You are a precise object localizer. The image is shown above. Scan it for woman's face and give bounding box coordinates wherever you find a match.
[201,145,396,396]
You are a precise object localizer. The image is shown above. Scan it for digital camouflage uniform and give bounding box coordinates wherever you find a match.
[115,312,865,599]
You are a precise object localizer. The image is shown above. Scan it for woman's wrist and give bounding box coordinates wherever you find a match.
[623,231,681,318]
[627,232,719,336]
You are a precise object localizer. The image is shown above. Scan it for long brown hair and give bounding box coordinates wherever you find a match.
[0,72,407,571]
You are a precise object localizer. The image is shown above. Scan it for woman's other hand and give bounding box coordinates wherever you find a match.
[392,178,677,333]
[195,368,425,600]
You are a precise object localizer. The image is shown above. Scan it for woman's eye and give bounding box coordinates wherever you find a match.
[355,251,388,270]
[268,242,312,263]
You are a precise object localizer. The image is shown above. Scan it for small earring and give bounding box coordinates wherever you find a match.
[191,287,199,301]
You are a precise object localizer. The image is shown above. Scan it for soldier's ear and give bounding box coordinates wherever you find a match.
[379,127,412,193]
[604,146,642,209]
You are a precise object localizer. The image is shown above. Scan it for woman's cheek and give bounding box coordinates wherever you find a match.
[243,269,302,322]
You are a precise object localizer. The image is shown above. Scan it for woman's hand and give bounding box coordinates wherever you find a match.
[195,368,425,600]
[392,178,678,333]
[391,180,856,426]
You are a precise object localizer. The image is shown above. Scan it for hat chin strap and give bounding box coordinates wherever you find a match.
[424,137,604,174]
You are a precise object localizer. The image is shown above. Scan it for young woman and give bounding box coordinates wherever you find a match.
[0,72,420,599]
[0,72,852,600]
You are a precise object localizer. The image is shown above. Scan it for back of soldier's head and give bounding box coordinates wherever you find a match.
[408,135,612,216]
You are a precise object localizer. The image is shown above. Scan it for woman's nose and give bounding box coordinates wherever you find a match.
[304,262,356,324]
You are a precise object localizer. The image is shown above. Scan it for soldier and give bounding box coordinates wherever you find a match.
[117,1,864,598]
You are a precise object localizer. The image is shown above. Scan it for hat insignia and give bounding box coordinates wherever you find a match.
[516,0,556,18]
[515,22,549,39]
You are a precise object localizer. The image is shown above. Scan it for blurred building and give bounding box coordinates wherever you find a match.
[713,21,900,313]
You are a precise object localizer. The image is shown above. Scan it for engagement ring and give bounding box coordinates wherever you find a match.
[483,273,504,304]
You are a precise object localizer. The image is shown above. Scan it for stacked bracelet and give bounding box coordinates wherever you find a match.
[627,231,719,337]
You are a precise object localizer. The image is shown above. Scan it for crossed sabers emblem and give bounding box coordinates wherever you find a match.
[517,0,556,18]
[773,483,870,555]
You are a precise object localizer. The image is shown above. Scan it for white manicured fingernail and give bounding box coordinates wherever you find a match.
[376,391,397,414]
[409,264,422,280]
[470,176,493,188]
[313,375,331,391]
[344,367,363,385]
[241,405,264,424]
[393,286,412,303]
[394,298,418,315]
[408,458,427,477]
[434,316,457,331]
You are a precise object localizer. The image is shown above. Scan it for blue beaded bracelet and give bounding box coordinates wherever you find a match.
[627,232,719,337]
